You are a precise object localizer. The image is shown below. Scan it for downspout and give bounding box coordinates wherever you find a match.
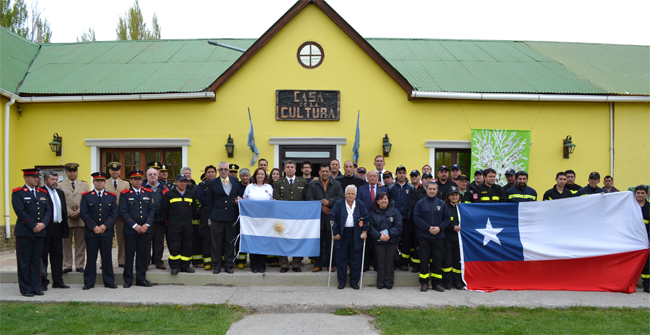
[610,102,614,178]
[4,98,15,239]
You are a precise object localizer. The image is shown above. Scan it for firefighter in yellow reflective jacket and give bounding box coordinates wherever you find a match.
[505,171,537,202]
[161,174,199,275]
[469,168,506,203]
[635,185,649,293]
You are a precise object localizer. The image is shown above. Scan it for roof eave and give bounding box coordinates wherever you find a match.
[411,91,650,102]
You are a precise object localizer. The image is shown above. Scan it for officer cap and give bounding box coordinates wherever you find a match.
[22,168,40,176]
[91,172,108,180]
[229,163,240,172]
[200,173,206,181]
[108,162,122,170]
[147,161,162,170]
[64,163,79,171]
[176,174,188,181]
[448,186,460,195]
[410,170,420,177]
[588,171,600,180]
[505,169,516,176]
[383,171,393,178]
[438,165,450,172]
[458,174,469,181]
[422,172,433,179]
[634,185,648,193]
[474,169,484,176]
[450,164,461,171]
[395,165,407,173]
[159,163,168,172]
[128,170,144,179]
[515,170,528,178]
[357,167,367,174]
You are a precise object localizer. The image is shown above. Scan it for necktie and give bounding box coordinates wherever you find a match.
[114,180,118,189]
[32,189,36,199]
[370,185,375,203]
[72,182,75,191]
[98,192,102,200]
[223,178,228,186]
[289,178,293,186]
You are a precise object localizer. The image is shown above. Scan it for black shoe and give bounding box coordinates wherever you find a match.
[76,268,85,273]
[433,284,445,292]
[252,269,259,273]
[33,290,44,295]
[377,285,385,289]
[63,268,72,274]
[41,285,48,291]
[292,267,301,272]
[123,282,132,288]
[386,286,393,290]
[136,280,152,287]
[180,267,195,273]
[22,292,34,297]
[213,267,222,274]
[338,283,345,289]
[444,283,452,290]
[280,268,289,273]
[643,286,649,293]
[224,267,233,274]
[53,283,70,289]
[260,269,265,273]
[104,284,118,289]
[420,284,429,292]
[454,283,465,290]
[171,268,180,275]
[351,283,360,290]
[82,285,93,290]
[118,264,125,268]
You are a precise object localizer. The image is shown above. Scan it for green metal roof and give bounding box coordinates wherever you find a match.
[0,28,40,94]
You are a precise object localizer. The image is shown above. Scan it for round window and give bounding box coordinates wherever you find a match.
[297,42,324,68]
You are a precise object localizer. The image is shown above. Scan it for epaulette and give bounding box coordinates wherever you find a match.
[162,188,168,195]
[142,187,152,193]
[37,187,48,194]
[121,189,130,194]
[82,191,93,195]
[12,187,23,193]
[106,191,117,197]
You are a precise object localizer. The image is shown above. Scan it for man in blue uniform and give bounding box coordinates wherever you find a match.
[119,170,155,288]
[542,172,574,201]
[506,171,537,202]
[575,172,606,196]
[12,168,51,297]
[80,172,119,290]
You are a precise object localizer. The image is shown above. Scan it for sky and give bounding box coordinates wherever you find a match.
[25,0,650,45]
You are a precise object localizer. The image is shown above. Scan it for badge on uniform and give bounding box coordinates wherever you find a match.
[280,186,284,189]
[406,190,409,194]
[23,197,31,200]
[389,217,393,222]
[473,193,478,200]
[128,198,135,200]
[39,197,47,201]
[143,197,150,200]
[297,186,303,189]
[436,206,441,211]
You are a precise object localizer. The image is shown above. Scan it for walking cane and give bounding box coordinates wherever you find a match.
[328,220,335,288]
[359,237,367,290]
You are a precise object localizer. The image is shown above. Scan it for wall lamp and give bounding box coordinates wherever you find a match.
[225,134,235,158]
[382,133,392,157]
[563,135,576,159]
[49,133,62,156]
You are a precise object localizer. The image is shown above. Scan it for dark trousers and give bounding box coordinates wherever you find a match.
[192,222,202,265]
[42,224,64,287]
[199,223,212,265]
[419,238,443,286]
[211,220,236,268]
[149,221,165,266]
[442,236,463,286]
[375,243,396,288]
[124,233,151,284]
[16,236,44,294]
[411,227,420,268]
[335,228,362,285]
[363,238,375,270]
[250,254,266,271]
[399,219,415,267]
[84,236,115,286]
[315,228,332,268]
[167,222,193,269]
[642,249,649,290]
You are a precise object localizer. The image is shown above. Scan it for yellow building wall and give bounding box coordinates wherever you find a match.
[2,2,647,233]
[614,102,650,190]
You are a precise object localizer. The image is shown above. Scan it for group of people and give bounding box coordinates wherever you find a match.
[12,156,650,297]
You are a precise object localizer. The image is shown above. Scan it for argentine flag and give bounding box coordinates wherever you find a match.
[239,200,321,257]
[458,192,648,293]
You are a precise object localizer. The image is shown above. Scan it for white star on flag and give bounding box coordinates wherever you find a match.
[476,218,504,246]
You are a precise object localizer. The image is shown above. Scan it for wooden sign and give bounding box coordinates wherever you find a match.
[276,90,340,121]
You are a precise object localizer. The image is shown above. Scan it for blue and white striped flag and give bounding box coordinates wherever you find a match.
[247,108,259,166]
[352,110,360,165]
[239,200,321,257]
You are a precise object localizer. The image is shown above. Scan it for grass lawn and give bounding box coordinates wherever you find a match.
[338,305,650,334]
[0,302,245,335]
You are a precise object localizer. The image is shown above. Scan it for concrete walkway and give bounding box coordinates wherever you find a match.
[225,313,379,335]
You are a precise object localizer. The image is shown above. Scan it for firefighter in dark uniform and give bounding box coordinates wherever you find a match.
[408,172,435,273]
[506,170,537,202]
[442,186,465,290]
[414,182,450,292]
[470,168,506,203]
[503,169,516,190]
[434,165,458,200]
[161,174,199,274]
[634,185,649,293]
[542,172,574,200]
[575,172,606,196]
[119,170,155,288]
[388,166,415,271]
[196,167,216,270]
[80,172,119,290]
[12,168,51,297]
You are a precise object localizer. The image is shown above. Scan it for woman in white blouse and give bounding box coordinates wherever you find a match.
[242,168,274,273]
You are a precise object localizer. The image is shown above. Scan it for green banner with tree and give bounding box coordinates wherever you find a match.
[470,129,531,186]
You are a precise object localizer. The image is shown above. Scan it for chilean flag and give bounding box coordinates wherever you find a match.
[458,192,648,293]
